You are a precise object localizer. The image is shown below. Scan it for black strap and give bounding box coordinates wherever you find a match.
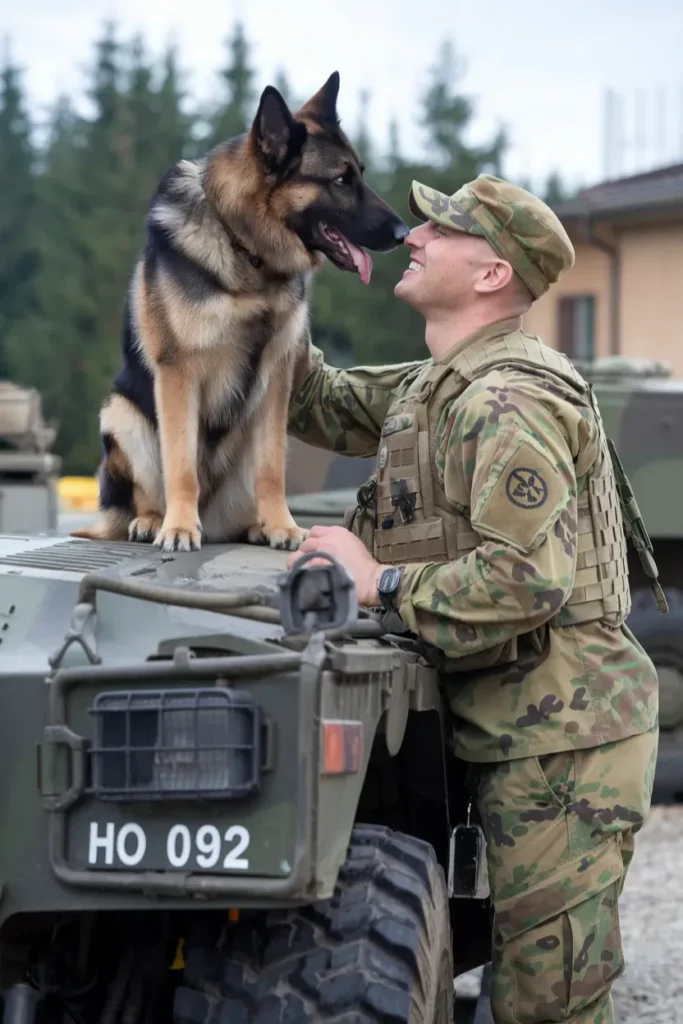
[222,221,263,270]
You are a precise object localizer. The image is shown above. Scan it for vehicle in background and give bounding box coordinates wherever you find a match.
[0,380,61,535]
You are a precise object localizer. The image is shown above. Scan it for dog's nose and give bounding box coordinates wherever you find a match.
[393,222,410,242]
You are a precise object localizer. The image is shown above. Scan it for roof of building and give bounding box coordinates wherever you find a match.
[554,162,683,218]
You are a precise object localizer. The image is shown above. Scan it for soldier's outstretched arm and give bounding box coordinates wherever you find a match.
[395,373,597,659]
[287,341,426,458]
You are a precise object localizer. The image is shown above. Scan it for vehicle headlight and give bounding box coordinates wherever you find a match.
[89,688,261,802]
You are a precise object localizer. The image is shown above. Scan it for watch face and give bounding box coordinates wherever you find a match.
[380,567,401,594]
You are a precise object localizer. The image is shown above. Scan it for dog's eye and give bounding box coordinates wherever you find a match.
[333,167,353,187]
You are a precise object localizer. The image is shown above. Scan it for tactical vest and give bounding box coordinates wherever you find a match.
[345,331,667,644]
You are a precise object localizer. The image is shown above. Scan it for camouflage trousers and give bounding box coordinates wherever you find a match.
[473,725,658,1024]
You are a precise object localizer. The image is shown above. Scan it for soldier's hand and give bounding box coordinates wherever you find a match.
[287,525,383,606]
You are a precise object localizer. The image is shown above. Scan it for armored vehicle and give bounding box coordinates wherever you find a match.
[0,355,674,1024]
[0,534,488,1024]
[0,381,60,535]
[286,355,683,801]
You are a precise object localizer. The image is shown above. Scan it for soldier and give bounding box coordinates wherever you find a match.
[286,173,660,1024]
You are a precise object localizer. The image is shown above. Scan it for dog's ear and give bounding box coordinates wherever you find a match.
[297,71,340,126]
[252,86,307,173]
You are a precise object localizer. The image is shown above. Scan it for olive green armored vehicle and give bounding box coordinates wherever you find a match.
[0,536,480,1024]
[0,354,674,1024]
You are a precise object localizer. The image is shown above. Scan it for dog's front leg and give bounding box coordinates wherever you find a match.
[247,360,308,551]
[153,363,202,552]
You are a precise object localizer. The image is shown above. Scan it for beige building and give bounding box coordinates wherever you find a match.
[523,163,683,378]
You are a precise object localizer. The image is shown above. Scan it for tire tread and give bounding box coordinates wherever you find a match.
[173,824,453,1023]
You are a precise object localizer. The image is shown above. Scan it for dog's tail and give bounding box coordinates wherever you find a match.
[70,507,131,542]
[70,458,132,541]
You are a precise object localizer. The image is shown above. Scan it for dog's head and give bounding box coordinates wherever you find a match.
[248,72,409,284]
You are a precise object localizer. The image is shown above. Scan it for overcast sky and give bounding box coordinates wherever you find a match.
[4,0,683,191]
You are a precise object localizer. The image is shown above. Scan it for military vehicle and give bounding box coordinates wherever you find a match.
[285,354,683,801]
[0,534,494,1024]
[574,356,683,801]
[0,354,674,1024]
[0,381,60,535]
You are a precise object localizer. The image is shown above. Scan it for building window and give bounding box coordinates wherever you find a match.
[557,295,596,362]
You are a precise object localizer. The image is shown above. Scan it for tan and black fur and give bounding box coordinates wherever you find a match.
[71,72,408,552]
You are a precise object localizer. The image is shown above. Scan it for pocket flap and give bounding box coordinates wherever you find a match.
[494,837,624,942]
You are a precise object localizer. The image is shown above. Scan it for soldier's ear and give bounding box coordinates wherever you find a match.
[252,85,307,172]
[474,256,514,295]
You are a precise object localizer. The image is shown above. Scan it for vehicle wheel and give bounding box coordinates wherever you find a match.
[173,823,454,1023]
[627,588,683,730]
[651,729,683,803]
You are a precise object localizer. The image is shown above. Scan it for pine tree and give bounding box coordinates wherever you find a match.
[125,34,157,178]
[354,89,373,171]
[273,68,298,110]
[3,94,95,468]
[387,118,402,173]
[419,40,506,183]
[155,43,195,162]
[4,26,195,474]
[0,44,37,377]
[543,171,574,206]
[205,22,257,147]
[27,20,140,472]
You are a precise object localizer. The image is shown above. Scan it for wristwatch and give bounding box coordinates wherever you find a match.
[377,566,404,613]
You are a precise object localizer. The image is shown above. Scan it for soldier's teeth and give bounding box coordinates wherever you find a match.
[408,261,422,272]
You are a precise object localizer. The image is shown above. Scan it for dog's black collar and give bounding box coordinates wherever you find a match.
[223,221,263,270]
[222,216,300,283]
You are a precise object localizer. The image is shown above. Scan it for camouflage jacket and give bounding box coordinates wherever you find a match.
[288,318,658,762]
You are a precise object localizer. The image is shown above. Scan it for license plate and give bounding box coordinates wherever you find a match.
[87,820,251,871]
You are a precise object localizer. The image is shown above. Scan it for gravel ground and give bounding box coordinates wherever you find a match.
[612,804,683,1022]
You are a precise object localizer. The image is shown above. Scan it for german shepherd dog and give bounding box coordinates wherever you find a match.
[72,72,408,552]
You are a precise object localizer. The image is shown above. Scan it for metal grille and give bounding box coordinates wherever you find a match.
[0,539,150,573]
[89,688,261,801]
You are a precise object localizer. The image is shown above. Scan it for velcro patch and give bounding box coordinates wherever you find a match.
[472,438,569,552]
[381,412,415,437]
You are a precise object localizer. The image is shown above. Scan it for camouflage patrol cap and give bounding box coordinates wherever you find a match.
[408,174,575,298]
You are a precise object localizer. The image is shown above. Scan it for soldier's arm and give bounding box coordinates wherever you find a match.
[394,374,597,659]
[287,342,426,458]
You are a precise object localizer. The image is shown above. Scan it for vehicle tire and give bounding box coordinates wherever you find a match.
[627,588,683,730]
[173,823,454,1023]
[651,732,683,804]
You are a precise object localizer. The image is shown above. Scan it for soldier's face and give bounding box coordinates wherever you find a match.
[394,220,498,312]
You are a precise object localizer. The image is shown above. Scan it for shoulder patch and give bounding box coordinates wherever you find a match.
[471,437,570,552]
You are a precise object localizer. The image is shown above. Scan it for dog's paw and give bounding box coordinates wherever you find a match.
[129,513,163,543]
[263,525,309,551]
[153,518,202,552]
[245,523,267,545]
[246,517,308,551]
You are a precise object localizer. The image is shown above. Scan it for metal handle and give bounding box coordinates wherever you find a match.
[40,725,87,811]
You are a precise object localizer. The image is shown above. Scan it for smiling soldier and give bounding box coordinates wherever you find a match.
[286,173,662,1024]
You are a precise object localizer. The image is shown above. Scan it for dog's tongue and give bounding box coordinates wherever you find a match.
[347,242,372,285]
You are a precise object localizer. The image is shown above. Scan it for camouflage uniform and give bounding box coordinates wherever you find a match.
[288,174,660,1024]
